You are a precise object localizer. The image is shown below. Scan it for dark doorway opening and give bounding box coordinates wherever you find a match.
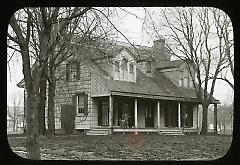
[164,101,178,127]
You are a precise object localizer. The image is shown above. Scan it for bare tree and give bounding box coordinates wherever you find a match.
[214,10,234,89]
[146,7,232,135]
[7,96,22,131]
[7,7,138,158]
[45,7,122,136]
[8,7,92,159]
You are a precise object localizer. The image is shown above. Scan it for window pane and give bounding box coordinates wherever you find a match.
[183,77,189,87]
[129,63,134,73]
[70,63,77,81]
[122,58,127,70]
[146,61,151,73]
[77,94,84,114]
[115,61,120,72]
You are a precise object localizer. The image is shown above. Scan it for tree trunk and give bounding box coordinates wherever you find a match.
[38,76,47,135]
[200,103,209,135]
[47,68,56,136]
[213,104,218,134]
[25,91,40,159]
[13,110,16,131]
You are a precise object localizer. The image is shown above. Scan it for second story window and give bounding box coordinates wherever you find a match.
[129,63,134,73]
[66,61,80,82]
[146,61,152,73]
[71,64,77,80]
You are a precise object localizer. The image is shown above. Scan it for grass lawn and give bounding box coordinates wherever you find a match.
[8,133,232,160]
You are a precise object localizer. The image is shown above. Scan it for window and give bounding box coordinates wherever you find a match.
[189,79,193,88]
[71,64,77,80]
[129,63,134,73]
[77,94,85,115]
[146,61,151,73]
[122,58,128,70]
[183,77,189,87]
[115,61,120,72]
[66,61,80,82]
[179,78,183,87]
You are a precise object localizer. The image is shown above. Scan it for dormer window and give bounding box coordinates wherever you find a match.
[183,77,189,87]
[115,61,120,72]
[122,58,128,70]
[113,51,136,82]
[129,63,134,73]
[146,61,152,73]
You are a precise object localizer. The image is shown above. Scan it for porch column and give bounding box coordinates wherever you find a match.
[134,98,138,128]
[157,101,160,128]
[214,103,218,134]
[197,104,199,129]
[109,95,113,134]
[178,102,181,128]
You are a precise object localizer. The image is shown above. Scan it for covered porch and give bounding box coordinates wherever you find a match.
[92,93,201,134]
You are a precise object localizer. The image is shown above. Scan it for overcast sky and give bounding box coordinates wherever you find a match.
[7,7,234,107]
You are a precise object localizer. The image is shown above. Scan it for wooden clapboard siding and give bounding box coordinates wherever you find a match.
[54,60,92,130]
[53,57,113,130]
[90,61,111,96]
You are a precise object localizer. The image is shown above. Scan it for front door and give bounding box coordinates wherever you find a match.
[61,104,75,134]
[98,99,109,126]
[145,103,154,127]
[164,103,178,127]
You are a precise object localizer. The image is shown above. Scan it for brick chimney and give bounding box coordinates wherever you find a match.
[153,39,165,52]
[153,39,169,62]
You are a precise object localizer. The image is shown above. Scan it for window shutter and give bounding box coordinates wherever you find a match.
[72,94,77,114]
[66,63,70,82]
[76,62,80,80]
[84,93,88,116]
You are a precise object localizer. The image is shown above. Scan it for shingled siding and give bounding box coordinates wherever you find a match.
[90,69,110,96]
[52,57,115,130]
[54,61,93,130]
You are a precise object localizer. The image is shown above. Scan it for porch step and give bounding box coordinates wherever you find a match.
[86,128,110,136]
[160,130,184,136]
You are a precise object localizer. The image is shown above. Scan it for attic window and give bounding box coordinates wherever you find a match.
[122,58,128,70]
[129,63,134,73]
[146,61,151,73]
[115,61,120,72]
